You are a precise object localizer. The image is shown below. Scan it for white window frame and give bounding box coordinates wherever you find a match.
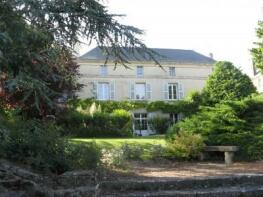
[168,83,178,100]
[135,83,146,100]
[169,67,176,76]
[100,65,108,76]
[136,66,144,77]
[134,113,148,132]
[97,82,110,100]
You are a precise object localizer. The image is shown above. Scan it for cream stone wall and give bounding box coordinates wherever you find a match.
[252,73,263,93]
[77,60,213,100]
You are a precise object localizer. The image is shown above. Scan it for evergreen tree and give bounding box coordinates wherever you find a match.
[204,61,256,103]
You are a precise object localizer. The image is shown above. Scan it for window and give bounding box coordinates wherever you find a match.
[137,66,144,77]
[97,82,109,100]
[169,67,176,76]
[100,65,108,76]
[134,113,148,131]
[135,83,146,100]
[168,83,178,100]
[170,113,178,124]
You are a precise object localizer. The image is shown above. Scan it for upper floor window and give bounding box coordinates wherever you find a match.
[135,83,146,100]
[100,65,108,76]
[97,82,110,100]
[137,66,144,77]
[168,83,177,100]
[169,67,176,76]
[164,83,184,100]
[130,82,152,100]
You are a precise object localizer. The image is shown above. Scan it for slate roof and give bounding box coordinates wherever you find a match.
[79,47,215,64]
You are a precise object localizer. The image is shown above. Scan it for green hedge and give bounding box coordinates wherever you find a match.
[57,109,133,137]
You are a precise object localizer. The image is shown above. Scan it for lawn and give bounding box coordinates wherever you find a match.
[71,135,166,150]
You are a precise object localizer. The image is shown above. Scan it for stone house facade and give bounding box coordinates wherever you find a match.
[252,65,263,93]
[77,47,214,135]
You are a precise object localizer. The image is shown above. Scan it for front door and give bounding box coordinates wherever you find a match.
[133,113,148,136]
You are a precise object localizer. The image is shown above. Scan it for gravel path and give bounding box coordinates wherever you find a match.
[105,160,263,181]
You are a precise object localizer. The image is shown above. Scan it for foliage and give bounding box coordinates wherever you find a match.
[204,61,256,104]
[73,136,166,165]
[148,116,170,134]
[69,99,198,116]
[0,113,101,173]
[101,143,167,167]
[57,109,133,137]
[0,0,158,116]
[0,3,80,116]
[166,130,204,160]
[251,21,263,73]
[166,95,263,160]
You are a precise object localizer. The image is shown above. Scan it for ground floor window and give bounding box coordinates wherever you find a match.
[170,113,178,124]
[134,113,148,131]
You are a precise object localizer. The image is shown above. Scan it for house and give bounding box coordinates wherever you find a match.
[252,65,263,93]
[77,47,214,135]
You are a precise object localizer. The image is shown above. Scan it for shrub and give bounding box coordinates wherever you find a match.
[57,110,133,137]
[148,116,170,134]
[166,95,263,160]
[66,142,101,170]
[166,129,204,160]
[0,117,101,174]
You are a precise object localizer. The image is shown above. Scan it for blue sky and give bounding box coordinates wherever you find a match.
[78,0,263,76]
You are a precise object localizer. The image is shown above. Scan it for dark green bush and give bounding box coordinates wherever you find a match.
[57,109,133,137]
[166,95,263,160]
[0,115,101,174]
[148,116,170,134]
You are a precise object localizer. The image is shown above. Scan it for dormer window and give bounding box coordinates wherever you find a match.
[169,67,176,76]
[100,65,108,76]
[137,66,144,77]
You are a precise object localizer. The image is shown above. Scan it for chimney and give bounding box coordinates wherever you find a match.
[209,53,214,59]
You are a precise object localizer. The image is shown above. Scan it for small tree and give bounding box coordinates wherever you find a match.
[204,61,256,103]
[251,21,263,73]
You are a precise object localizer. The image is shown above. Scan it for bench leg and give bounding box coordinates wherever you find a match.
[225,151,234,165]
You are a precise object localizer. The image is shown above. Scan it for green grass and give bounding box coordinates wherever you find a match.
[253,93,263,101]
[71,135,166,150]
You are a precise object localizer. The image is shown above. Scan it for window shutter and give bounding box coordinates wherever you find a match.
[110,81,115,100]
[178,83,184,100]
[92,81,98,99]
[129,82,135,100]
[163,83,168,100]
[146,83,152,100]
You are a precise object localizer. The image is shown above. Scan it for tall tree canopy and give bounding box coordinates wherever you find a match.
[251,21,263,73]
[0,0,157,116]
[204,61,256,103]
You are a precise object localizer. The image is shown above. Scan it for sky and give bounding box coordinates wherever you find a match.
[77,0,263,76]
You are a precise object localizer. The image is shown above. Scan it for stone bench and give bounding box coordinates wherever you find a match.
[201,146,239,165]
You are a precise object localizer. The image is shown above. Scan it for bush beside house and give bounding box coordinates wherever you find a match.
[166,94,263,160]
